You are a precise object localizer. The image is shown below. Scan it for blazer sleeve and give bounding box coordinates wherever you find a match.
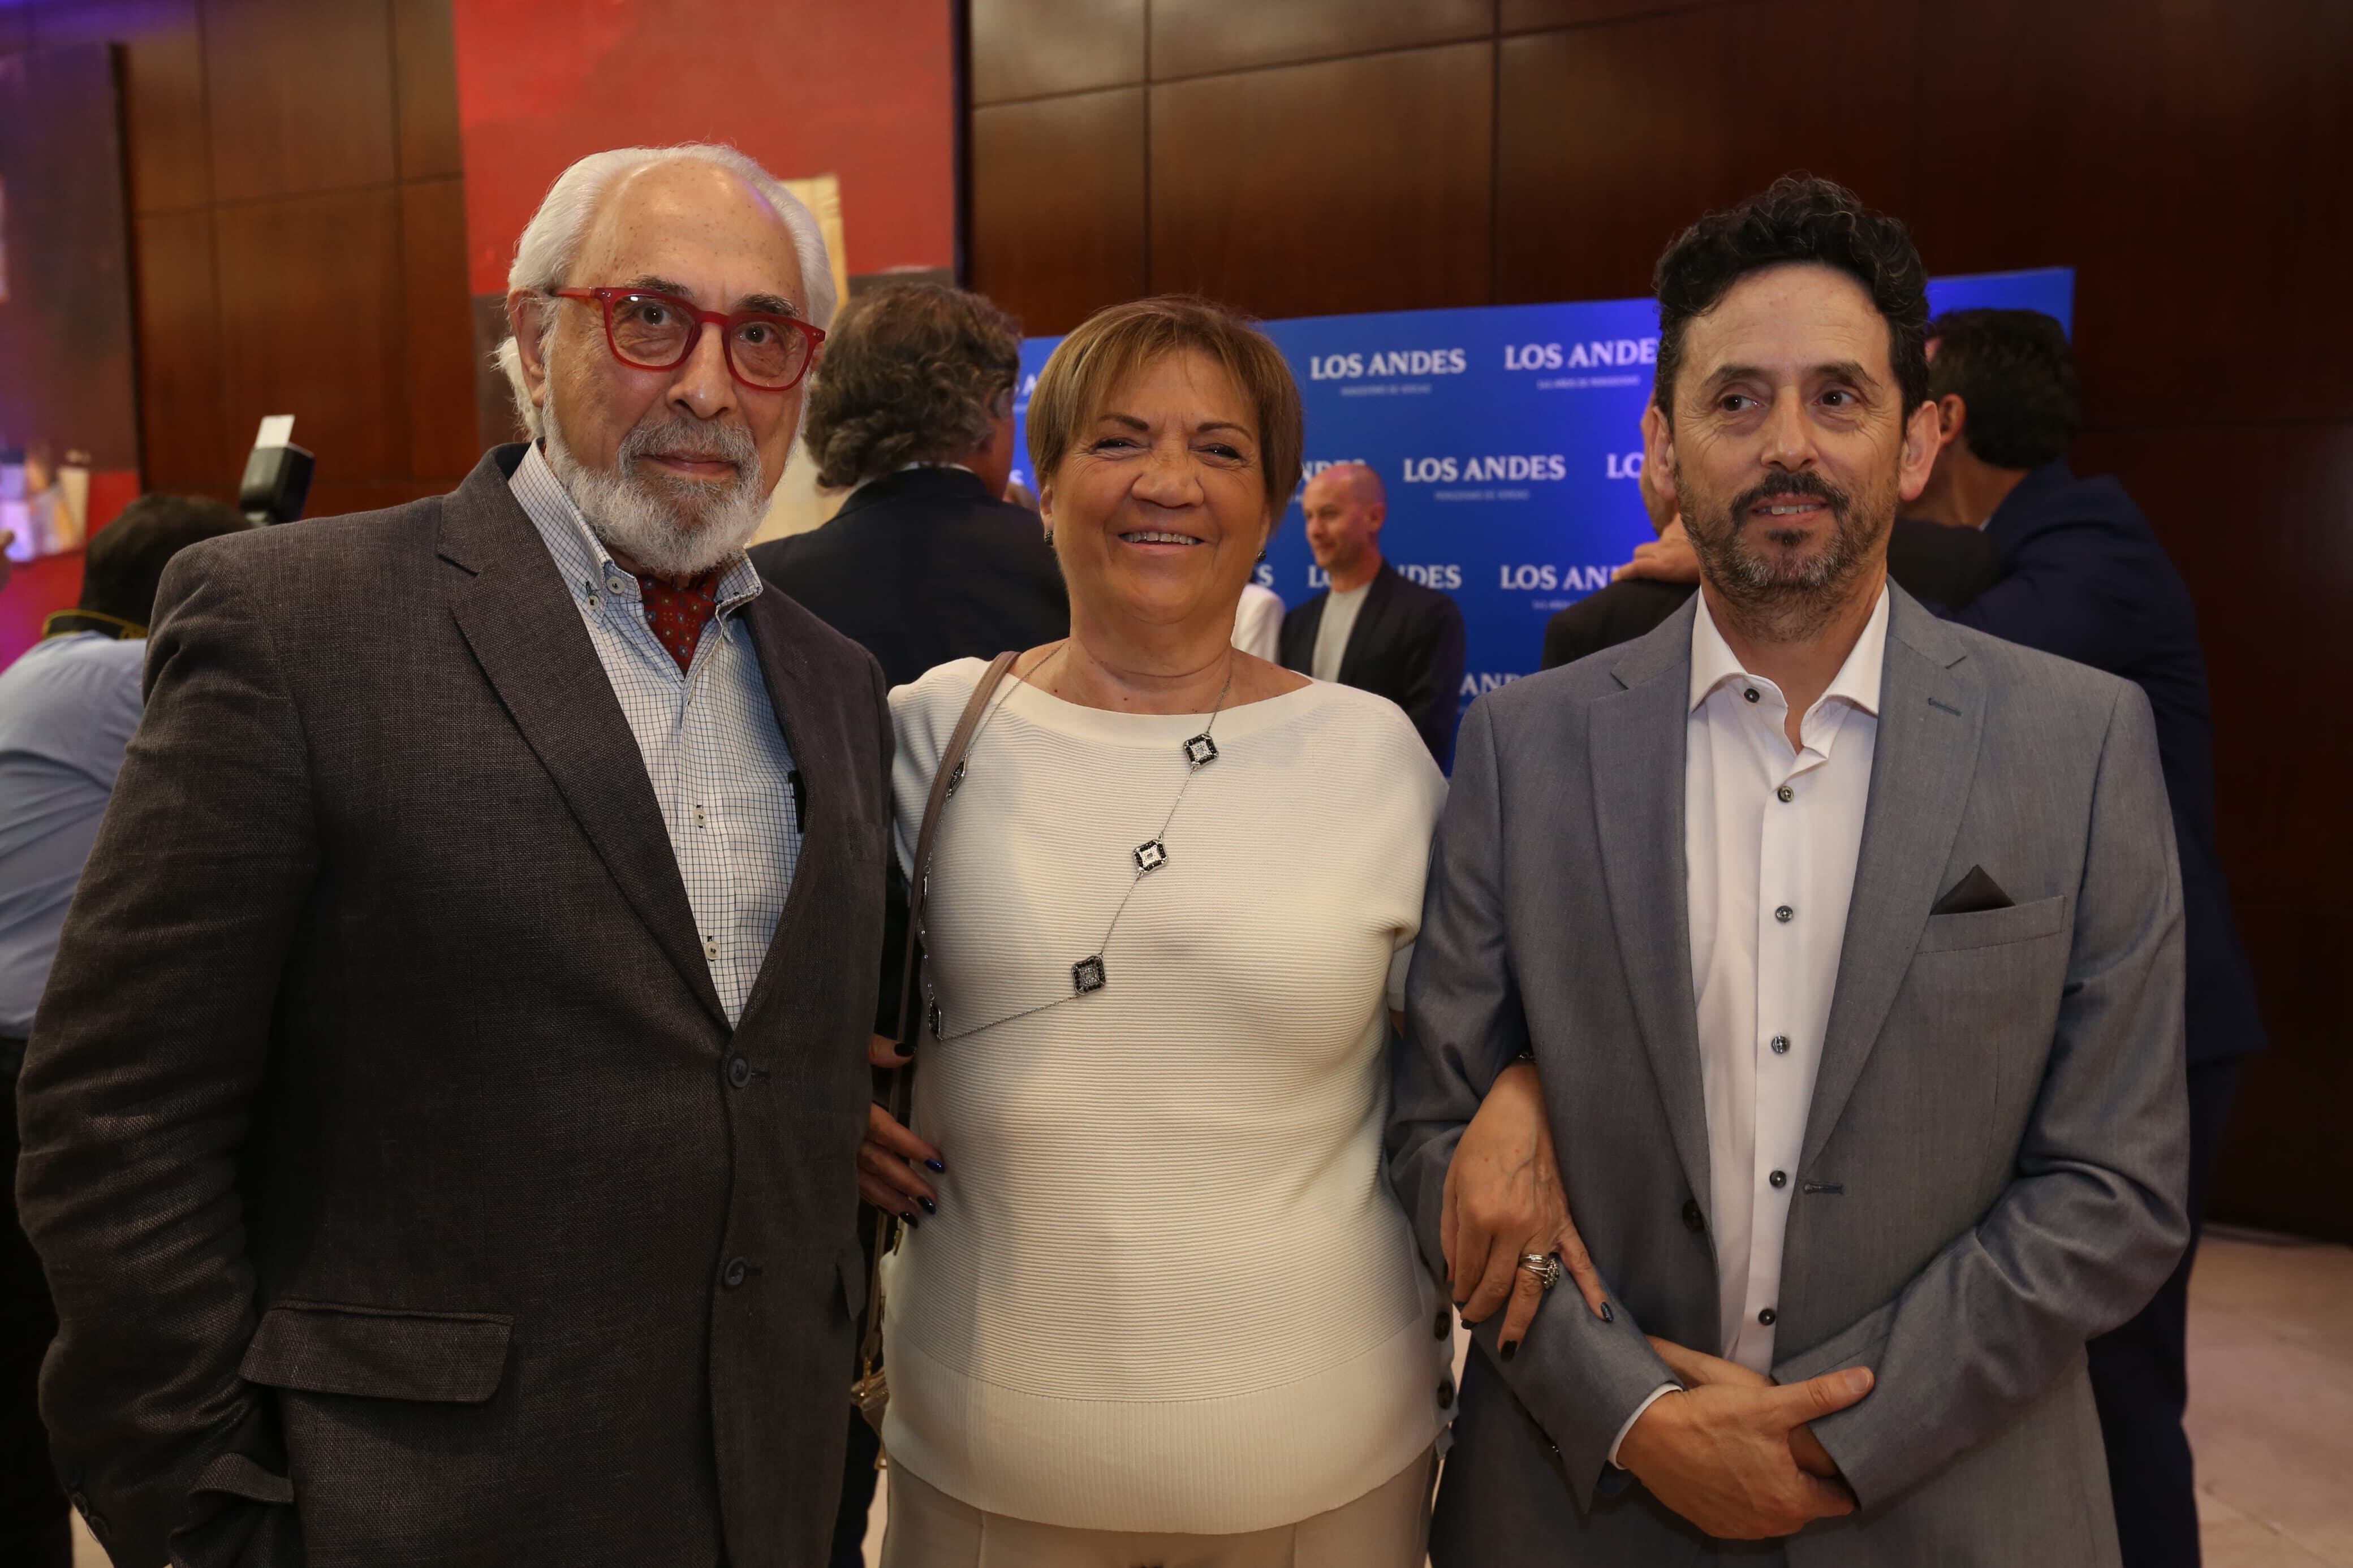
[1389,697,1680,1510]
[1948,522,2144,671]
[1397,593,1467,766]
[15,544,318,1568]
[1774,680,2191,1507]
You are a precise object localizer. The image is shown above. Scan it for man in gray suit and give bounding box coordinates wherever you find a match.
[16,145,889,1566]
[1391,176,2189,1564]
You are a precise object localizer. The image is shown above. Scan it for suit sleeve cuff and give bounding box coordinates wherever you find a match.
[1608,1382,1680,1468]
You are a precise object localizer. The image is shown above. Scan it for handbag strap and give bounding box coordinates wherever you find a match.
[860,649,1022,1380]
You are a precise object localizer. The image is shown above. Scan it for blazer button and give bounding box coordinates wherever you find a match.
[1437,1379,1455,1410]
[68,1491,88,1514]
[1682,1198,1705,1234]
[722,1257,749,1289]
[728,1056,752,1088]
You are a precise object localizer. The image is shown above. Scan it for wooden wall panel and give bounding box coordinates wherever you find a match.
[971,89,1148,334]
[401,177,479,481]
[391,0,463,181]
[215,189,407,483]
[1909,0,2353,429]
[1149,0,1491,80]
[130,208,230,495]
[1150,42,1493,318]
[970,0,1144,105]
[202,0,397,204]
[25,0,209,213]
[1494,0,1917,305]
[1501,0,1706,30]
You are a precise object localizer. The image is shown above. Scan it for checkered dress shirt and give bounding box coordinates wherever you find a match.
[510,444,799,1024]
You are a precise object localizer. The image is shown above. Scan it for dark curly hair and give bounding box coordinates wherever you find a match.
[803,280,1022,490]
[1925,308,2080,469]
[1652,175,1930,423]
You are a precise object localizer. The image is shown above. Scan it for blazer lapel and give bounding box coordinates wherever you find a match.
[1800,589,1985,1167]
[732,595,844,1028]
[438,452,729,1027]
[1335,563,1397,687]
[1588,601,1713,1211]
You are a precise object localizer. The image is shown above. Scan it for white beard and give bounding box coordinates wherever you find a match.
[542,404,770,578]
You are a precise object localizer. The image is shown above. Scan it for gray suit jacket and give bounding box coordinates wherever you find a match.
[16,447,893,1568]
[1390,587,2190,1565]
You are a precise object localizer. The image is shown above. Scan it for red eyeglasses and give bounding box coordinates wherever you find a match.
[551,287,826,392]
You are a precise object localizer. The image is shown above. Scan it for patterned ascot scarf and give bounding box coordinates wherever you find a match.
[633,569,723,672]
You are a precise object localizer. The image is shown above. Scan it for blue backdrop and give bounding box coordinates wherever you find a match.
[1012,268,2072,726]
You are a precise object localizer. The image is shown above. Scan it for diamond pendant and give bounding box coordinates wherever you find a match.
[1071,955,1107,994]
[1183,733,1218,769]
[1133,839,1167,874]
[945,758,967,797]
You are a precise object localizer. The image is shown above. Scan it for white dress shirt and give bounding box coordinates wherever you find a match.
[509,444,800,1025]
[1310,577,1372,681]
[1687,584,1886,1372]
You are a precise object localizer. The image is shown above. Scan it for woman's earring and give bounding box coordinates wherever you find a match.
[1257,546,1268,564]
[1043,529,1055,548]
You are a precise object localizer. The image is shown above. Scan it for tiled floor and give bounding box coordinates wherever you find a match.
[72,1230,2353,1567]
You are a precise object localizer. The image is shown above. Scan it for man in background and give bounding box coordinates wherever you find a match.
[1280,462,1465,766]
[0,494,247,1568]
[1911,308,2261,1568]
[1546,407,2000,669]
[752,279,1066,689]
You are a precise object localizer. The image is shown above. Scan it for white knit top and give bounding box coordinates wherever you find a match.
[879,659,1452,1533]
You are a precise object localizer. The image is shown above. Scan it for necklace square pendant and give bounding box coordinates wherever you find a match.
[1133,838,1167,874]
[1183,733,1218,769]
[1071,954,1107,995]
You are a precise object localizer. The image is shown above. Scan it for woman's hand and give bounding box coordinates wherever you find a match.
[1441,1061,1610,1358]
[859,1033,943,1222]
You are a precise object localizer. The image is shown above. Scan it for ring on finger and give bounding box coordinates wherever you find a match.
[1518,1252,1562,1291]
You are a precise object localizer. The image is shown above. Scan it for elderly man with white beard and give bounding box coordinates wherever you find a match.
[15,144,894,1568]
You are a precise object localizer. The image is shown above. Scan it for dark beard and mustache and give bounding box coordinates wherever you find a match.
[1686,468,1889,630]
[544,404,769,578]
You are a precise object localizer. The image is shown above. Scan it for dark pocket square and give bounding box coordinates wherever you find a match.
[1932,865,2013,916]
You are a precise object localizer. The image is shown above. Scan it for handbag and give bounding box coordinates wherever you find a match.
[853,650,1021,1441]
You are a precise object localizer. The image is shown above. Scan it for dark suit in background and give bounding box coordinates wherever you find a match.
[16,448,893,1568]
[749,466,1067,690]
[1279,561,1467,768]
[1953,460,2263,1568]
[1541,515,2002,669]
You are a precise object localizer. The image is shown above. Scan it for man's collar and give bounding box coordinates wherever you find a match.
[510,442,763,613]
[1688,580,1890,717]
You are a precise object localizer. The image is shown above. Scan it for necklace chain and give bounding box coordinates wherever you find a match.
[923,647,1236,1045]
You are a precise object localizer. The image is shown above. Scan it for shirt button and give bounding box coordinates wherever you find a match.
[1777,784,1794,802]
[728,1056,752,1089]
[607,576,628,594]
[1743,687,1760,703]
[1774,905,1794,923]
[1770,1170,1787,1189]
[703,936,719,961]
[693,805,708,828]
[1434,1307,1453,1340]
[1771,1034,1790,1054]
[723,1257,749,1289]
[1758,1307,1777,1327]
[1682,1198,1706,1233]
[1437,1379,1455,1410]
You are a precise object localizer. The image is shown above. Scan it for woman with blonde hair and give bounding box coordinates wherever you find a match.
[857,296,1453,1566]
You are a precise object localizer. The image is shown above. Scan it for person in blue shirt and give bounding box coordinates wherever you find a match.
[0,492,245,1568]
[1906,309,2261,1568]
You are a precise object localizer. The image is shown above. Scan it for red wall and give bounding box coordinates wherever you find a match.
[451,0,956,296]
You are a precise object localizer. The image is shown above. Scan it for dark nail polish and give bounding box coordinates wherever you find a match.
[899,1211,919,1228]
[925,1159,946,1173]
[1601,1301,1615,1323]
[917,1196,937,1215]
[1501,1340,1518,1362]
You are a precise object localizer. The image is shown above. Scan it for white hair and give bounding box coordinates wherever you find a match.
[494,143,836,438]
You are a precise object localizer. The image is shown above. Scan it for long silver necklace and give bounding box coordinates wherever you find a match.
[923,647,1235,1045]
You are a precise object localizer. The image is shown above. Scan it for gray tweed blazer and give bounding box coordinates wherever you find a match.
[1391,585,2190,1566]
[17,446,893,1568]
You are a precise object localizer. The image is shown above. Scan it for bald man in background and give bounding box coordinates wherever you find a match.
[1280,463,1466,766]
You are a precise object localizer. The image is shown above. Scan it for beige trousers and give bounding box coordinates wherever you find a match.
[882,1446,1437,1568]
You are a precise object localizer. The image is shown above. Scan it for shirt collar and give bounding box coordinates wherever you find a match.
[509,442,764,616]
[1688,580,1890,719]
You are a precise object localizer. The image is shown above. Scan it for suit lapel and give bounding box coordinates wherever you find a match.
[732,595,842,1028]
[1336,564,1397,687]
[1588,602,1713,1211]
[439,453,729,1028]
[1800,590,1984,1167]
